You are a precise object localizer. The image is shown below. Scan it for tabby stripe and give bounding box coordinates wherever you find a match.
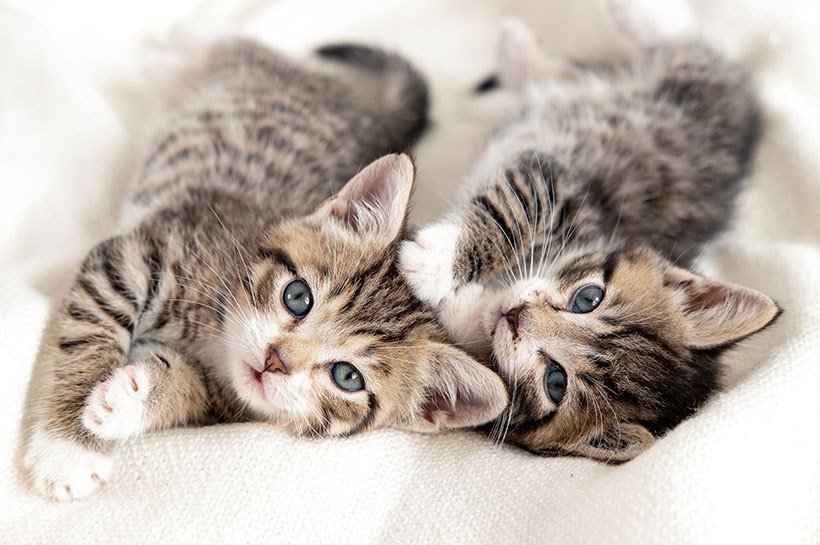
[57,337,96,353]
[101,255,138,308]
[510,411,556,434]
[474,195,515,251]
[259,247,297,275]
[617,324,678,358]
[66,303,102,326]
[77,277,135,334]
[348,392,379,435]
[506,169,532,224]
[155,354,171,368]
[151,299,173,332]
[549,204,567,236]
[602,251,620,285]
[341,259,387,313]
[57,336,123,355]
[143,236,163,313]
[465,247,481,283]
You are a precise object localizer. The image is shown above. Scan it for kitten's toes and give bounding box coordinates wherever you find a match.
[23,427,113,501]
[83,365,150,441]
[399,222,460,306]
[606,0,696,48]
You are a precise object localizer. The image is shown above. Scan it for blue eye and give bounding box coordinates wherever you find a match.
[283,279,313,317]
[330,362,364,392]
[570,285,604,313]
[544,362,567,404]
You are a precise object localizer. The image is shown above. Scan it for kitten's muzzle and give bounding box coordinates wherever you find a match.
[263,345,290,375]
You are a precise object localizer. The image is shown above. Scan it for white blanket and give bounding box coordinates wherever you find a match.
[2,1,818,543]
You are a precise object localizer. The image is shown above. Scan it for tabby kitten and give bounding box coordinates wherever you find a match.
[23,39,508,501]
[400,13,779,462]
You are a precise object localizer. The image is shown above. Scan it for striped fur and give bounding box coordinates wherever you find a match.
[401,21,779,462]
[23,39,507,501]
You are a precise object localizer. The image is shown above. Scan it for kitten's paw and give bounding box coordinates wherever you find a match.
[438,283,494,359]
[607,0,696,47]
[23,427,113,501]
[399,223,460,306]
[82,365,150,441]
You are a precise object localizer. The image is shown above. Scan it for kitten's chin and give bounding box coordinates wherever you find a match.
[230,361,315,426]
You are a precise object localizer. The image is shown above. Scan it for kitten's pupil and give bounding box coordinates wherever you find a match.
[545,362,567,404]
[283,279,313,317]
[570,285,604,313]
[331,362,365,392]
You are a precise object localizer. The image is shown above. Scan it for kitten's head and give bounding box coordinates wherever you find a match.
[482,244,779,462]
[223,154,508,437]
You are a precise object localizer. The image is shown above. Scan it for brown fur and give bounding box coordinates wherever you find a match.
[401,27,779,461]
[22,39,507,501]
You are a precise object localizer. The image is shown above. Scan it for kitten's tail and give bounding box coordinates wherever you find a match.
[315,44,430,152]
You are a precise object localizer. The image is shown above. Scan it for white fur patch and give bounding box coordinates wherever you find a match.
[438,283,495,359]
[23,427,113,501]
[399,222,460,306]
[82,365,150,441]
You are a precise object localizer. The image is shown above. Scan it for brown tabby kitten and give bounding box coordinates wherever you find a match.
[400,14,779,462]
[23,39,508,501]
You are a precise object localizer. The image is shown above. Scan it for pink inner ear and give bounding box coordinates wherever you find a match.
[685,282,733,312]
[420,390,494,427]
[329,154,410,234]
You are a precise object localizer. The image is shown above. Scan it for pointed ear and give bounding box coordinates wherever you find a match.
[568,423,655,463]
[321,153,414,242]
[498,18,548,88]
[398,343,509,432]
[665,266,781,349]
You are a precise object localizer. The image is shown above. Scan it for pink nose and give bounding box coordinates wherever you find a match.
[504,305,526,336]
[263,345,289,375]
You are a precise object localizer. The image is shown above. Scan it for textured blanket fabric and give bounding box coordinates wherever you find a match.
[1,1,818,543]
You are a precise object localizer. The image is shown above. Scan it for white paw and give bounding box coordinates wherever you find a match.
[82,365,150,441]
[23,427,113,501]
[399,223,460,306]
[607,0,696,47]
[438,283,495,360]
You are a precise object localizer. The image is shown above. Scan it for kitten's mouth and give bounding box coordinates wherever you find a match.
[245,363,266,396]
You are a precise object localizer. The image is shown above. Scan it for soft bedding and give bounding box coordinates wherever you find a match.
[1,0,818,543]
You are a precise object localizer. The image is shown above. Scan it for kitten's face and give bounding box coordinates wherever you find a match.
[222,155,508,436]
[482,245,779,461]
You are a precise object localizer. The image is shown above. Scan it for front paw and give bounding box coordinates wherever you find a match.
[23,427,113,501]
[82,365,150,441]
[399,222,460,306]
[439,283,495,360]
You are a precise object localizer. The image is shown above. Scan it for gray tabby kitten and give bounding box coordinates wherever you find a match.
[23,39,508,501]
[401,11,779,462]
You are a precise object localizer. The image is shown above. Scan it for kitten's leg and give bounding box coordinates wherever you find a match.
[401,151,558,307]
[23,234,207,500]
[437,283,499,361]
[82,341,209,442]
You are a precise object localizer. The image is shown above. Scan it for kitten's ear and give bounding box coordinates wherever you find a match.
[398,343,509,432]
[568,423,655,463]
[498,18,548,88]
[322,153,414,243]
[665,266,780,349]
